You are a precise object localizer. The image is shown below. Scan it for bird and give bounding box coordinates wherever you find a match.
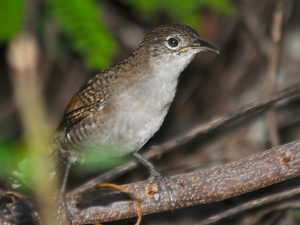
[54,24,219,207]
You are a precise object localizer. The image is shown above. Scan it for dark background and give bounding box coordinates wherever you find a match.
[1,0,300,224]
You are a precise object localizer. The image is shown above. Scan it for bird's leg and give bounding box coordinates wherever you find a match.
[133,152,181,207]
[58,160,72,225]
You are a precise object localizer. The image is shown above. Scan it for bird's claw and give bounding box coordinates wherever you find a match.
[148,169,183,208]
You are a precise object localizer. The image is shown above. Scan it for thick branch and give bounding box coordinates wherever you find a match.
[67,140,300,224]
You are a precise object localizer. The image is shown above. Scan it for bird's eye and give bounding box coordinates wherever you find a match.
[167,38,179,48]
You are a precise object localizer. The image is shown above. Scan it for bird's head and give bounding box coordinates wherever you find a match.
[138,24,219,76]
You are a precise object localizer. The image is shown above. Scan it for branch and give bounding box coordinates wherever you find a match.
[197,186,300,225]
[66,140,300,224]
[72,84,300,194]
[265,0,285,146]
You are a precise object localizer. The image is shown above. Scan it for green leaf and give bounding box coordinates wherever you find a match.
[0,0,24,43]
[48,0,117,68]
[201,0,236,15]
[295,208,300,220]
[74,145,129,174]
[127,0,236,27]
[0,140,32,192]
[0,140,14,176]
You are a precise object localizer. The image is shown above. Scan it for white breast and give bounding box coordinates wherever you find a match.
[107,75,178,154]
[86,53,196,155]
[105,54,195,154]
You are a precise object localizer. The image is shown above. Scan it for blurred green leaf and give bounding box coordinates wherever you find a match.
[0,140,15,175]
[200,0,236,15]
[295,208,300,221]
[74,145,129,175]
[48,0,117,68]
[127,0,235,27]
[0,140,33,192]
[0,0,24,43]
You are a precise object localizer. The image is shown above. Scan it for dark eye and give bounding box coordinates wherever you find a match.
[167,38,179,48]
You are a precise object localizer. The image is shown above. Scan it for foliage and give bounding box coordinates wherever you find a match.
[0,0,24,43]
[47,0,117,68]
[0,140,32,192]
[75,146,130,175]
[127,0,235,27]
[0,0,235,68]
[295,209,300,221]
[0,139,129,190]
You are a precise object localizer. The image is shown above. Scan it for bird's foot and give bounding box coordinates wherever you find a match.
[148,168,183,208]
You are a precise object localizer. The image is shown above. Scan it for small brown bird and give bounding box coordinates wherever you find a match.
[55,24,219,203]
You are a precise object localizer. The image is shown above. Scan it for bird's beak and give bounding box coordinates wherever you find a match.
[191,39,220,54]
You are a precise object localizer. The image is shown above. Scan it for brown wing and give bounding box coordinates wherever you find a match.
[58,69,120,134]
[59,95,89,131]
[54,82,109,166]
[58,89,108,133]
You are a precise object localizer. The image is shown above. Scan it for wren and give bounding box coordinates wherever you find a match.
[55,24,219,207]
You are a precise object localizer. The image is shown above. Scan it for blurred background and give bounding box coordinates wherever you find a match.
[1,0,300,224]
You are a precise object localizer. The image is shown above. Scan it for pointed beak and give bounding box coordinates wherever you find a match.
[193,39,220,54]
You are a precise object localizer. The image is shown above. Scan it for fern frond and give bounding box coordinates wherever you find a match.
[48,0,117,68]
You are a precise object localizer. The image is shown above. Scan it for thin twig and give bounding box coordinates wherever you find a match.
[94,183,143,225]
[265,0,285,146]
[241,8,271,58]
[72,84,300,194]
[196,186,300,225]
[66,140,300,224]
[241,200,300,225]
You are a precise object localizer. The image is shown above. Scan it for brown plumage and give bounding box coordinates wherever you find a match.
[54,26,219,223]
[54,24,219,170]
